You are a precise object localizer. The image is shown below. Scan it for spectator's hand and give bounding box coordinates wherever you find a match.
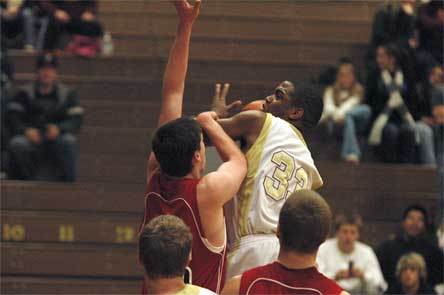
[25,128,42,144]
[408,37,417,49]
[334,270,349,280]
[173,0,201,26]
[387,94,403,109]
[212,83,243,119]
[81,11,95,21]
[421,116,435,126]
[351,268,364,280]
[332,112,345,124]
[46,124,60,141]
[438,9,444,24]
[54,9,71,23]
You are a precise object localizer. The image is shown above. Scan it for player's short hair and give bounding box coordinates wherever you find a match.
[396,252,427,282]
[290,84,324,131]
[334,212,363,232]
[152,117,202,177]
[139,215,192,279]
[278,189,332,254]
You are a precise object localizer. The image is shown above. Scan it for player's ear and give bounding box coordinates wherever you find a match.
[288,107,304,121]
[192,150,202,164]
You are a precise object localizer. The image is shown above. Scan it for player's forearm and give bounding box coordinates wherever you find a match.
[159,23,193,125]
[200,116,245,163]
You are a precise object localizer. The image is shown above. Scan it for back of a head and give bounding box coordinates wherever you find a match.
[290,84,324,131]
[278,190,332,253]
[151,117,201,177]
[139,215,192,279]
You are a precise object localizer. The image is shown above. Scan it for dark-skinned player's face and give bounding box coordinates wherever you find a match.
[263,81,295,119]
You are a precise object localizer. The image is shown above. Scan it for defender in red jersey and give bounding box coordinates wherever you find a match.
[222,190,349,295]
[140,1,247,294]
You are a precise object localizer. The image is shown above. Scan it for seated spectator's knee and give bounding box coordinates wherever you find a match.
[58,134,78,148]
[383,124,400,138]
[416,122,433,138]
[400,124,415,135]
[9,136,33,153]
[359,105,372,121]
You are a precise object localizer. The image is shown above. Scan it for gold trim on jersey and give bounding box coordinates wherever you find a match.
[237,113,273,237]
[286,121,324,190]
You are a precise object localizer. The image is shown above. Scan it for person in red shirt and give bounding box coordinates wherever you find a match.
[222,190,349,295]
[139,1,247,293]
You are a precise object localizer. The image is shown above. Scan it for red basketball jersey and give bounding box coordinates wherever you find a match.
[139,170,227,294]
[239,262,343,295]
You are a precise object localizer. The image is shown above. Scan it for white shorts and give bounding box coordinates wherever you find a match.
[226,234,279,280]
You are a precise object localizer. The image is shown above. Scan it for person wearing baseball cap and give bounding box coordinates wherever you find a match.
[6,53,83,181]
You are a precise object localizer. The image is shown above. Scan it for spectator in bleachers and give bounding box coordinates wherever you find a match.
[320,61,371,164]
[1,0,24,47]
[386,252,436,295]
[417,0,443,67]
[432,86,444,167]
[38,0,103,56]
[1,46,14,179]
[416,64,444,165]
[377,205,444,291]
[7,54,83,182]
[366,43,419,164]
[368,0,417,69]
[139,215,216,295]
[317,212,387,295]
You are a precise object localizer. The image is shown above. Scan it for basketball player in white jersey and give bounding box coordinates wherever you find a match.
[211,81,324,279]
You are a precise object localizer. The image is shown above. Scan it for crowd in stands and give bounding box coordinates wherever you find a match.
[1,0,106,56]
[0,0,111,180]
[321,0,444,166]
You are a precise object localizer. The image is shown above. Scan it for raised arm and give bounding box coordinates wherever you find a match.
[158,0,200,126]
[147,0,200,178]
[196,112,247,207]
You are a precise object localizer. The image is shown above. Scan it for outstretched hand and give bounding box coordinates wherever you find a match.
[173,0,201,25]
[212,83,243,119]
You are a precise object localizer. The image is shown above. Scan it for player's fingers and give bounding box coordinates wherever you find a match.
[221,83,230,100]
[193,0,201,11]
[214,83,221,99]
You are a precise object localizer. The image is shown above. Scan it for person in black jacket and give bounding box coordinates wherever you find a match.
[377,205,443,292]
[7,54,83,181]
[366,43,419,163]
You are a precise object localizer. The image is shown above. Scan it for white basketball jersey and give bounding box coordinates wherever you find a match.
[225,113,323,246]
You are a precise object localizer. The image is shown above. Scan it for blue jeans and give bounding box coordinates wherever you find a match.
[416,121,436,165]
[22,7,49,50]
[9,133,78,182]
[341,104,372,160]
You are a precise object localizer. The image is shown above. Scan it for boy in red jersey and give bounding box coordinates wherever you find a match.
[222,190,349,295]
[140,0,247,293]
